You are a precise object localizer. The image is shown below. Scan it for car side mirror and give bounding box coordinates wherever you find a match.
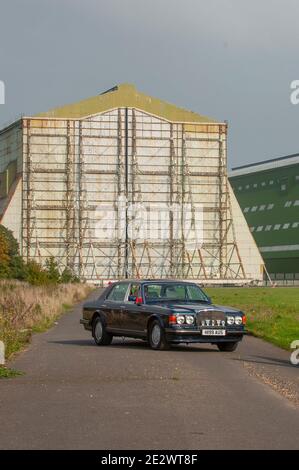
[207,296,212,303]
[135,296,143,305]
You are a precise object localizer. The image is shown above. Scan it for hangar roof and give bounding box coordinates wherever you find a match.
[36,83,217,123]
[230,153,299,177]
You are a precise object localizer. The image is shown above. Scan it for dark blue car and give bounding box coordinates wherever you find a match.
[80,280,246,351]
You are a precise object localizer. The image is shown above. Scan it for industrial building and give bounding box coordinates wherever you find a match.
[230,154,299,282]
[0,84,263,283]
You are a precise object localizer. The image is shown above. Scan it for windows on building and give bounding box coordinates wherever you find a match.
[256,226,264,232]
[265,225,272,231]
[282,223,290,229]
[274,224,281,230]
[284,201,292,208]
[267,203,274,210]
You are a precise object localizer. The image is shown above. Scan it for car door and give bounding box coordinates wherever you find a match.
[124,283,148,333]
[103,282,130,330]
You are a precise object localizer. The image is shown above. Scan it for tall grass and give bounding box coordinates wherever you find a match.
[0,280,93,358]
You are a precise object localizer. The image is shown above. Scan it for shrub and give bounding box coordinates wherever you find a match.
[44,257,61,284]
[0,224,81,285]
[0,225,24,279]
[24,260,52,286]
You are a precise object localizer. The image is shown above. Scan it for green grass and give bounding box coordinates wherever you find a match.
[205,287,299,350]
[0,366,24,379]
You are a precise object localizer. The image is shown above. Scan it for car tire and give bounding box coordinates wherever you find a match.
[216,341,238,352]
[148,320,170,350]
[92,316,113,346]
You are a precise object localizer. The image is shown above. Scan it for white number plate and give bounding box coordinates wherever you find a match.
[202,329,226,336]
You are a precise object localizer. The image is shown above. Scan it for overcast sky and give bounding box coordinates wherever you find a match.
[0,0,299,168]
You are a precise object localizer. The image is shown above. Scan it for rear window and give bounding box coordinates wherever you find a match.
[107,283,130,301]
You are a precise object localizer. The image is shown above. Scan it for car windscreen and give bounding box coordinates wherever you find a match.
[143,283,210,303]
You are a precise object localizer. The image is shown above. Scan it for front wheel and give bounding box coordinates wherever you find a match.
[216,341,239,352]
[92,316,113,346]
[148,320,170,350]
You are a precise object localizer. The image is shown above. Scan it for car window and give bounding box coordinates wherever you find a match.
[144,284,185,300]
[127,283,141,302]
[144,284,161,299]
[106,283,130,302]
[186,285,209,302]
[163,285,186,299]
[144,283,209,302]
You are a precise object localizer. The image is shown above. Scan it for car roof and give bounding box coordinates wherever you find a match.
[114,279,198,285]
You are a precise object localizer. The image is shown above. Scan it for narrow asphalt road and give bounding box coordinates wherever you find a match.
[0,289,298,450]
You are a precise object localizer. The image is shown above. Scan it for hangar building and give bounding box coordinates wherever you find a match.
[230,154,299,282]
[0,84,263,283]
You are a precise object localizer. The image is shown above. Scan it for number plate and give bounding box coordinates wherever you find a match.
[202,329,226,336]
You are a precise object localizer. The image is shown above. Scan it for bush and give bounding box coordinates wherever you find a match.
[45,257,61,284]
[60,267,80,284]
[24,260,52,286]
[0,224,80,285]
[0,225,24,279]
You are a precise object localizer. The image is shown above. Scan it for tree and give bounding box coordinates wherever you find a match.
[0,229,10,278]
[45,257,61,284]
[24,260,50,285]
[0,224,80,285]
[0,225,23,279]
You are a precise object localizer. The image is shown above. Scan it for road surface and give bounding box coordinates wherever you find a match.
[0,289,298,450]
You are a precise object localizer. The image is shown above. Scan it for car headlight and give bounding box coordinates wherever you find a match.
[176,315,185,325]
[185,315,195,325]
[227,316,235,325]
[235,316,243,325]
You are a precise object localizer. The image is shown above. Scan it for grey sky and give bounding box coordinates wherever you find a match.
[0,0,299,168]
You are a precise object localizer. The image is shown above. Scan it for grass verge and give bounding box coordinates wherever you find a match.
[0,280,94,361]
[205,287,299,350]
[0,366,24,379]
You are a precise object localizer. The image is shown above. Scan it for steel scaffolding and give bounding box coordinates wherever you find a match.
[20,108,246,282]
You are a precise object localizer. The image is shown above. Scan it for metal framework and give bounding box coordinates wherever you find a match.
[20,108,246,282]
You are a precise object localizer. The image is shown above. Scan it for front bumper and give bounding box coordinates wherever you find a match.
[165,328,245,344]
[80,318,92,331]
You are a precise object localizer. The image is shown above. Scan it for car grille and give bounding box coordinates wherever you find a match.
[196,310,226,328]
